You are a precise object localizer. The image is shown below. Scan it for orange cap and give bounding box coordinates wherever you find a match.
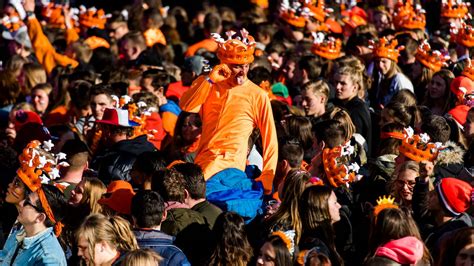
[311,32,342,60]
[441,0,469,19]
[370,37,404,63]
[99,180,136,215]
[415,40,450,72]
[212,29,256,65]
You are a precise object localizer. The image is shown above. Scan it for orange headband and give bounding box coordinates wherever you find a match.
[380,131,405,140]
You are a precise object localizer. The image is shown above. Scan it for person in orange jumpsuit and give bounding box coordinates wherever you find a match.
[180,29,278,220]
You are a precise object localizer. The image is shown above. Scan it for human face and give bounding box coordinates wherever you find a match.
[69,179,85,206]
[374,13,390,32]
[77,236,94,265]
[334,73,358,101]
[108,22,128,41]
[120,40,137,61]
[32,89,49,114]
[464,112,474,140]
[428,75,447,99]
[301,89,325,117]
[328,191,341,223]
[5,176,27,205]
[256,242,276,266]
[456,243,474,266]
[18,192,42,227]
[228,64,250,85]
[182,115,201,142]
[91,94,113,120]
[377,58,392,75]
[395,169,417,202]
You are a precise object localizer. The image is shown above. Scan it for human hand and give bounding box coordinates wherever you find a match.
[419,160,434,182]
[209,64,231,83]
[23,0,35,13]
[62,5,73,29]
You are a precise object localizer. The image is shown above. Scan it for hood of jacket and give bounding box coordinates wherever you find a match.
[113,135,156,156]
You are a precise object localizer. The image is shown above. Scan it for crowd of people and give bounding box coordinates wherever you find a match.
[0,0,474,265]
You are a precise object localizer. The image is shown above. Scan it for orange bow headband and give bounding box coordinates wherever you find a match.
[370,37,404,63]
[311,32,342,60]
[17,140,69,236]
[212,29,256,65]
[415,40,450,72]
[441,0,470,19]
[451,23,474,48]
[393,1,426,30]
[322,141,360,188]
[373,195,399,218]
[398,127,441,162]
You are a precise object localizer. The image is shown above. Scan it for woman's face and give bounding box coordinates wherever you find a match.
[69,179,85,206]
[32,89,49,114]
[464,112,474,140]
[374,13,390,32]
[394,169,417,202]
[182,115,201,142]
[301,90,325,117]
[328,191,341,223]
[377,58,393,75]
[256,242,276,266]
[456,243,474,266]
[428,75,447,99]
[5,176,27,206]
[334,73,358,101]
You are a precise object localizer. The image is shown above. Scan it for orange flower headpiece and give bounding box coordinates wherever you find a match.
[398,127,441,162]
[373,195,399,217]
[369,37,404,63]
[79,6,109,29]
[441,0,470,19]
[271,230,296,256]
[393,1,426,30]
[415,40,450,72]
[212,29,256,65]
[451,23,474,48]
[144,28,167,47]
[2,15,24,32]
[462,59,474,81]
[17,140,69,236]
[279,0,311,28]
[311,32,342,60]
[322,141,361,188]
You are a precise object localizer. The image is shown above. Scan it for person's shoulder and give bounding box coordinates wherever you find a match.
[37,234,67,265]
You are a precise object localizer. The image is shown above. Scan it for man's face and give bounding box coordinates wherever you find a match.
[18,192,42,226]
[120,40,137,61]
[91,94,113,120]
[228,63,250,85]
[108,22,128,41]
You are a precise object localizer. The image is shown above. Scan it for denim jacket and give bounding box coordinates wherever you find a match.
[0,227,67,266]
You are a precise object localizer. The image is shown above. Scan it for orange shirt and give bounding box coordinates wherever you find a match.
[180,76,278,194]
[27,17,78,74]
[184,38,218,57]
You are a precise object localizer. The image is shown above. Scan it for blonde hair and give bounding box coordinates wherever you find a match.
[22,63,47,95]
[303,80,329,103]
[121,249,162,266]
[76,214,138,262]
[388,161,420,200]
[80,178,106,214]
[324,106,356,141]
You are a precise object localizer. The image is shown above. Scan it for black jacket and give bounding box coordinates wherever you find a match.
[96,135,156,185]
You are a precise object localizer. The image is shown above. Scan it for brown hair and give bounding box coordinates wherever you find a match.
[80,177,107,214]
[437,227,474,266]
[323,106,356,141]
[22,63,47,96]
[121,249,162,266]
[0,71,21,106]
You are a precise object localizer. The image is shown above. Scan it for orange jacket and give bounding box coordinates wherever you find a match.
[180,76,278,194]
[27,17,78,74]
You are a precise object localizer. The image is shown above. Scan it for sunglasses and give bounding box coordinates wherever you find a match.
[23,197,44,213]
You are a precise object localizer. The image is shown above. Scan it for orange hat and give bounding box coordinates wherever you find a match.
[373,195,399,217]
[41,3,75,29]
[370,37,404,63]
[84,36,110,49]
[144,28,167,47]
[398,127,440,162]
[212,29,256,65]
[251,0,269,9]
[462,59,474,81]
[99,180,136,215]
[322,142,360,188]
[415,40,450,72]
[79,6,108,29]
[325,18,343,34]
[341,6,368,29]
[448,104,470,127]
[393,1,426,30]
[304,0,326,23]
[451,23,474,48]
[441,0,470,19]
[450,75,474,104]
[311,32,342,60]
[279,0,310,28]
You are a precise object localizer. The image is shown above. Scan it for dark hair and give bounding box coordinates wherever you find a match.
[133,151,166,176]
[172,112,202,148]
[379,123,404,156]
[100,124,135,138]
[209,212,252,265]
[0,71,21,106]
[286,116,313,151]
[68,80,93,110]
[437,227,474,266]
[263,235,292,266]
[313,120,346,148]
[248,67,273,86]
[382,102,415,127]
[151,71,172,93]
[278,139,304,168]
[89,47,116,73]
[172,163,206,199]
[90,84,114,99]
[421,115,451,143]
[204,13,222,33]
[39,184,69,227]
[61,139,90,171]
[298,55,323,81]
[152,169,186,202]
[131,190,165,228]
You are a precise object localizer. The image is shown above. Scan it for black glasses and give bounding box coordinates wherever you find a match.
[23,197,43,213]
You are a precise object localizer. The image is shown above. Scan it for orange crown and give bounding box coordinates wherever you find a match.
[393,1,426,30]
[280,0,310,28]
[41,3,74,29]
[373,195,399,217]
[398,127,440,162]
[79,6,108,29]
[304,0,326,23]
[311,32,342,60]
[451,23,474,48]
[370,37,404,63]
[415,40,450,72]
[462,59,474,81]
[441,0,470,19]
[322,142,360,188]
[212,29,256,65]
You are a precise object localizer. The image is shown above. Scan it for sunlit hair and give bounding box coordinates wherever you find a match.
[323,106,356,141]
[121,248,162,266]
[76,214,138,262]
[80,177,106,214]
[334,64,364,92]
[302,80,330,103]
[22,63,47,95]
[387,161,419,203]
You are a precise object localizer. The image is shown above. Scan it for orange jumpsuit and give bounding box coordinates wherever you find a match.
[180,76,278,195]
[27,16,78,74]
